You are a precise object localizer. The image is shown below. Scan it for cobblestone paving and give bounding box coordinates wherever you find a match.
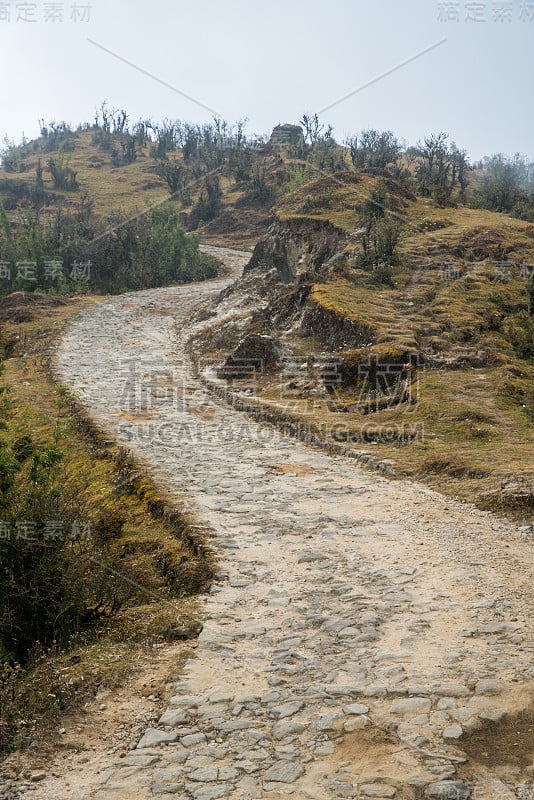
[43,247,534,799]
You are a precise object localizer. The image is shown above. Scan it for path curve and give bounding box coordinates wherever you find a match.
[49,246,533,799]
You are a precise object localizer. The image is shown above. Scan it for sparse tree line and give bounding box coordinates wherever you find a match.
[3,105,534,218]
[2,106,534,294]
[0,200,218,297]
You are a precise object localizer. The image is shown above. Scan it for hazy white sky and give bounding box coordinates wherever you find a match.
[1,0,533,159]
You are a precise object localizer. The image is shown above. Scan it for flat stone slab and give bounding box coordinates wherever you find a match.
[344,703,370,715]
[137,728,178,749]
[159,709,188,727]
[442,723,463,739]
[434,683,470,697]
[389,698,431,716]
[187,767,219,782]
[263,760,304,783]
[272,720,306,740]
[475,679,505,694]
[270,701,304,719]
[192,787,231,800]
[425,781,472,800]
[360,785,397,798]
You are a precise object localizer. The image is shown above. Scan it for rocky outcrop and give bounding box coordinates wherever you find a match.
[217,334,280,379]
[245,216,346,282]
[299,301,376,351]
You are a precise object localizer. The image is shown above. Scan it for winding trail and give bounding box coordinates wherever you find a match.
[48,246,533,799]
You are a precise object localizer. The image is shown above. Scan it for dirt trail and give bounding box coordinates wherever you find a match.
[9,246,534,799]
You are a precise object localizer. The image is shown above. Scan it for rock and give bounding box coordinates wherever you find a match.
[241,747,270,761]
[297,550,327,563]
[209,692,234,704]
[152,783,182,794]
[185,756,212,769]
[364,685,388,697]
[360,785,397,798]
[137,728,178,748]
[29,773,47,783]
[442,724,463,739]
[389,698,431,716]
[263,760,304,783]
[434,684,470,697]
[396,723,422,744]
[425,781,472,800]
[122,754,161,767]
[192,787,230,800]
[169,694,203,708]
[344,715,370,732]
[153,766,185,783]
[219,334,280,379]
[272,720,306,740]
[313,713,342,730]
[475,679,505,695]
[271,701,304,719]
[188,767,218,782]
[216,720,255,732]
[344,703,369,715]
[479,709,507,722]
[181,733,207,747]
[313,742,335,755]
[218,767,240,781]
[338,627,361,637]
[159,709,188,727]
[451,707,477,724]
[478,622,516,634]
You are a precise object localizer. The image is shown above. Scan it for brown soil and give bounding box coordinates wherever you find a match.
[0,292,74,324]
[461,705,534,771]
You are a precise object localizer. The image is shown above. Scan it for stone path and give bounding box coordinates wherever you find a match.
[47,246,534,799]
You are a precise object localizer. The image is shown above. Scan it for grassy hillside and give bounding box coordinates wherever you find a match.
[0,294,212,755]
[0,127,279,252]
[194,171,534,519]
[1,122,533,509]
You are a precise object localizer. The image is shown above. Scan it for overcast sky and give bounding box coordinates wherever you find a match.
[1,0,533,160]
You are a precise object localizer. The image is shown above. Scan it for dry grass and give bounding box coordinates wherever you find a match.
[0,297,212,754]
[1,131,168,217]
[219,175,534,518]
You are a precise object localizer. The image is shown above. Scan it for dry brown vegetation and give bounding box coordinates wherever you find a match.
[0,295,212,755]
[200,171,534,519]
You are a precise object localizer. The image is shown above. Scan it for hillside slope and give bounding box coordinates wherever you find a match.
[190,172,534,517]
[1,127,533,515]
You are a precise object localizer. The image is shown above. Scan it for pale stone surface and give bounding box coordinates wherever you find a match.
[360,785,397,798]
[263,760,304,783]
[442,724,463,740]
[24,244,530,800]
[137,729,178,749]
[425,781,472,800]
